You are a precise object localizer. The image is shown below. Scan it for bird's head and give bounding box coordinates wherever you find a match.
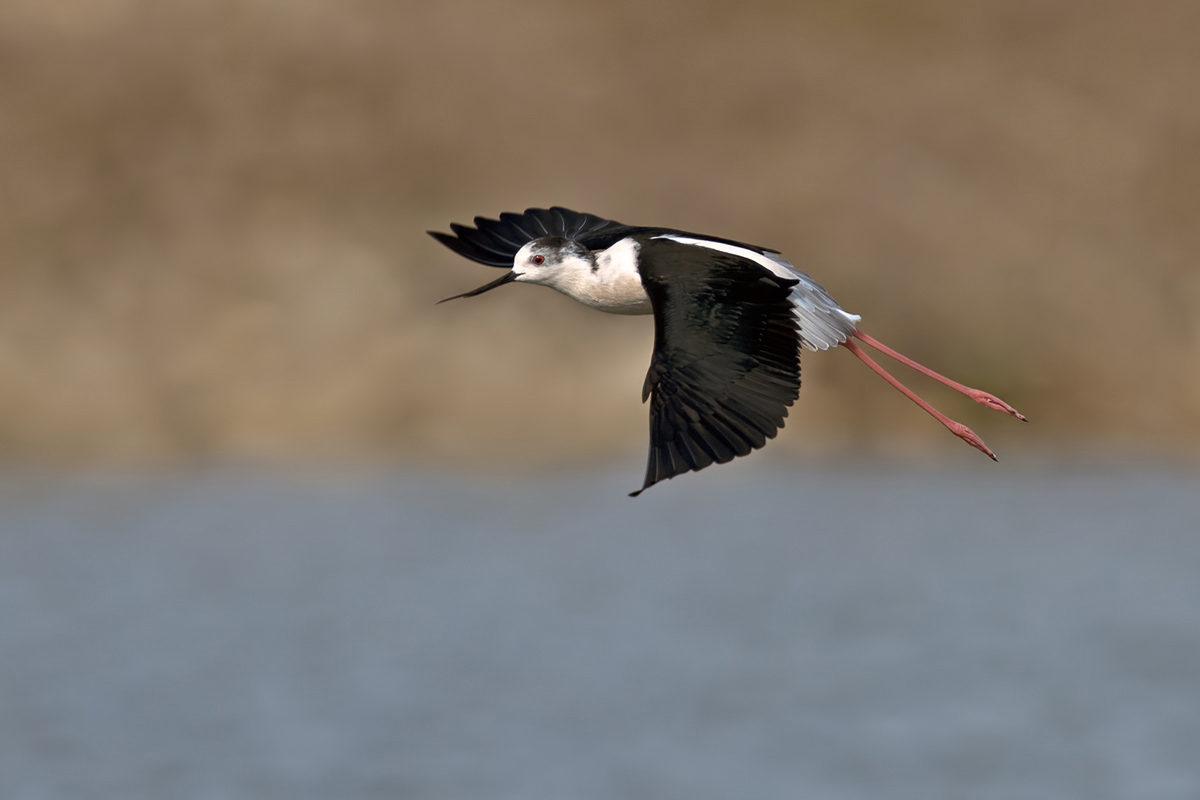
[438,236,597,304]
[512,236,597,289]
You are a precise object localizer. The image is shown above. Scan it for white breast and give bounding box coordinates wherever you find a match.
[553,237,652,315]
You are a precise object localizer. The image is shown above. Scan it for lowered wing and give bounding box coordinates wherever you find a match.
[633,237,802,495]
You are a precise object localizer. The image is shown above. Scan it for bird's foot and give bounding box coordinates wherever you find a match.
[965,389,1027,421]
[949,421,999,461]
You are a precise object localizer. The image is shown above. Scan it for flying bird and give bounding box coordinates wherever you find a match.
[430,207,1024,496]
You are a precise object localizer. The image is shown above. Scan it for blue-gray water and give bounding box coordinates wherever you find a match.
[2,459,1198,799]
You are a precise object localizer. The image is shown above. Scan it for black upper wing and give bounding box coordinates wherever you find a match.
[633,238,801,496]
[429,207,633,267]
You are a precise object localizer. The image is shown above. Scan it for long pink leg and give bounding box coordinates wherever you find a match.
[852,330,1026,421]
[841,339,998,461]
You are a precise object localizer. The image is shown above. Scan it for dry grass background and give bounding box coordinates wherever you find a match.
[1,0,1198,467]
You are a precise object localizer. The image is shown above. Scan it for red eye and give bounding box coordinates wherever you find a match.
[531,254,545,265]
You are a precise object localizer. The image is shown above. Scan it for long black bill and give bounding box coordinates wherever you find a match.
[437,271,519,304]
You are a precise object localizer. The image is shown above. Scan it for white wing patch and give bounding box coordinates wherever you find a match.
[653,235,860,351]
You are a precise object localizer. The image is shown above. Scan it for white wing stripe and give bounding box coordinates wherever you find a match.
[653,235,793,280]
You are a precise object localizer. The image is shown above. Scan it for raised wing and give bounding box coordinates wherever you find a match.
[428,207,631,267]
[633,238,802,496]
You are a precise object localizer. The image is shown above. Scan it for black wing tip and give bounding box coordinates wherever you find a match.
[629,473,666,496]
[634,419,785,496]
[429,224,514,268]
[630,475,667,497]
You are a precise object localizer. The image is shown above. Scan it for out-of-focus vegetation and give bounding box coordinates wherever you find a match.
[1,0,1197,465]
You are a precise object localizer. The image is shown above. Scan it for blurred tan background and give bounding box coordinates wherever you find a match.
[2,0,1197,468]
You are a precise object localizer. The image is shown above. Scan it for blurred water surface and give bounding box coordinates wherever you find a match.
[2,460,1198,799]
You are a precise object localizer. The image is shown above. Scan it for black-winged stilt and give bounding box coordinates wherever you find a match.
[431,207,1024,496]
